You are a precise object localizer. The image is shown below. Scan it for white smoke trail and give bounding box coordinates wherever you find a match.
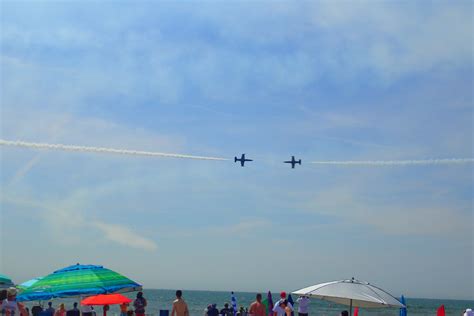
[0,139,229,161]
[310,158,474,166]
[9,116,71,185]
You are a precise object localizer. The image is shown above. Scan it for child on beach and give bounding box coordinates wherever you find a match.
[120,303,128,316]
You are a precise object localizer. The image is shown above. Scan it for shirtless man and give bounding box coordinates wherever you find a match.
[248,293,266,316]
[171,290,189,316]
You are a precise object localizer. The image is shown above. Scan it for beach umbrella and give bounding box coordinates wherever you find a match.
[399,295,407,316]
[0,274,14,289]
[292,278,405,316]
[287,294,295,316]
[17,264,142,302]
[81,293,132,316]
[267,291,274,316]
[17,277,43,292]
[262,298,268,314]
[81,293,132,305]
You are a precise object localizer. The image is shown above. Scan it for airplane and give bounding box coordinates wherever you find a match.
[234,153,253,167]
[284,156,302,168]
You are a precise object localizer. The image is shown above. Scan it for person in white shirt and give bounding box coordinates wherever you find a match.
[296,296,310,316]
[273,292,293,316]
[464,309,473,316]
[273,300,291,316]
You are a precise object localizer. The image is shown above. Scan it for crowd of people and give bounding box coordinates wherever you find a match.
[201,291,310,316]
[2,287,474,316]
[0,288,316,316]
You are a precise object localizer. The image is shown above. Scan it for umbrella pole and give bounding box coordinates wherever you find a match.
[349,299,352,316]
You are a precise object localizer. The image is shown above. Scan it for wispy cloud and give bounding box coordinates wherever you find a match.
[92,221,157,251]
[1,194,158,252]
[304,184,472,237]
[306,2,473,80]
[207,219,270,235]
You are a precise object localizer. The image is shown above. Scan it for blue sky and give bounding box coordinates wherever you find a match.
[1,1,473,300]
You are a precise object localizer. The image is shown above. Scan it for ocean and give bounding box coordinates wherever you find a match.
[22,289,473,316]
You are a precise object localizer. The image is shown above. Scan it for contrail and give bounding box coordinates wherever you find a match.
[310,159,474,166]
[0,139,229,161]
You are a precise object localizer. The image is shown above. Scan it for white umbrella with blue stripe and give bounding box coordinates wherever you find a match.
[293,278,405,316]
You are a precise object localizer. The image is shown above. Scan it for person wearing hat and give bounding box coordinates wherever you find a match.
[273,300,291,316]
[273,292,293,316]
[1,287,28,316]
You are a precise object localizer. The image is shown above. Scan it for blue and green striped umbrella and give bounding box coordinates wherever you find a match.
[17,264,142,302]
[17,277,43,292]
[0,274,14,289]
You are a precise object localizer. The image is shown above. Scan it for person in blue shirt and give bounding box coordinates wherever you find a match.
[44,303,55,316]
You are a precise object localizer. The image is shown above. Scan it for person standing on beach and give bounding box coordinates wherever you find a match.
[54,304,66,316]
[81,304,93,316]
[119,303,128,316]
[207,304,219,316]
[31,304,43,316]
[45,302,55,316]
[273,293,293,316]
[133,292,147,316]
[273,300,291,316]
[171,290,189,316]
[1,287,28,316]
[66,303,79,316]
[248,294,265,316]
[295,296,309,316]
[220,303,232,316]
